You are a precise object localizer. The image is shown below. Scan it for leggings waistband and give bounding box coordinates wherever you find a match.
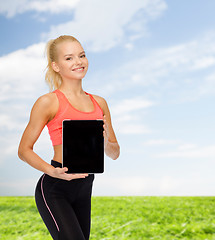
[51,160,62,168]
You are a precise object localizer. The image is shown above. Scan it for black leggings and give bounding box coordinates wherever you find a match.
[35,160,94,240]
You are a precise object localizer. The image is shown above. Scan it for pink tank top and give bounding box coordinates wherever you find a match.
[47,89,103,146]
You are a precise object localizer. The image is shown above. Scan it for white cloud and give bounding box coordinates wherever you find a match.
[97,31,215,102]
[41,0,167,52]
[191,56,215,70]
[0,0,80,18]
[143,139,180,146]
[0,119,52,166]
[2,174,215,196]
[111,97,154,116]
[0,0,167,20]
[0,0,28,18]
[177,143,197,151]
[192,71,215,98]
[0,132,21,166]
[156,144,215,159]
[116,123,150,135]
[93,175,215,196]
[0,178,39,196]
[110,97,154,135]
[0,42,46,101]
[124,43,134,51]
[0,42,50,166]
[28,0,80,14]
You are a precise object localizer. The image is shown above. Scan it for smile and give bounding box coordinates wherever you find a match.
[72,67,85,72]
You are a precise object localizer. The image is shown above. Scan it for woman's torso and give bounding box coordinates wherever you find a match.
[46,89,104,163]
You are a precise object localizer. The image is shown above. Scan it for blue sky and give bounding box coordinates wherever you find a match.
[0,0,215,196]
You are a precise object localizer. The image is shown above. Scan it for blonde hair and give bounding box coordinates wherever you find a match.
[45,35,80,91]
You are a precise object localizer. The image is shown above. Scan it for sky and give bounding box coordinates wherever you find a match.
[0,0,215,196]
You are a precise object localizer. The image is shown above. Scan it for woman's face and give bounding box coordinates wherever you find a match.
[52,40,88,81]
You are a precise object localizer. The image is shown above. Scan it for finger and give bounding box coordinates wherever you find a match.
[68,174,89,181]
[55,167,68,174]
[103,122,107,131]
[73,173,88,177]
[68,175,87,180]
[103,125,106,132]
[59,167,68,173]
[103,130,107,138]
[103,125,108,136]
[103,120,108,131]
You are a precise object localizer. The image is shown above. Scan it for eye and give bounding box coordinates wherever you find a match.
[80,54,86,58]
[66,57,72,60]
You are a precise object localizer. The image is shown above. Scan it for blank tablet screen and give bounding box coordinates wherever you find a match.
[62,120,104,173]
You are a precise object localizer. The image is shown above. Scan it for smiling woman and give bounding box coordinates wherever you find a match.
[45,35,86,91]
[18,35,120,240]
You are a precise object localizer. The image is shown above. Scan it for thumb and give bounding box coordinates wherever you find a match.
[56,167,68,173]
[62,167,68,173]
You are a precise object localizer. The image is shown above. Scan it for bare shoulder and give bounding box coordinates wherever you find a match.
[92,94,108,108]
[35,92,56,106]
[30,92,58,121]
[32,92,57,111]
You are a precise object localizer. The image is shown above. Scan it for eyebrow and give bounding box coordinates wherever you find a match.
[64,51,85,57]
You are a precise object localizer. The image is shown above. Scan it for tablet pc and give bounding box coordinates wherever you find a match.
[62,119,104,174]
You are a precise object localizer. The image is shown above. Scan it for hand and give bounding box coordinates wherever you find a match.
[103,115,109,147]
[49,167,88,181]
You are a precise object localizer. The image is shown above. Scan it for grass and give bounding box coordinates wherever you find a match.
[0,196,215,239]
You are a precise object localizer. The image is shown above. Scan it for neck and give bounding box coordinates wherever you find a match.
[59,79,84,96]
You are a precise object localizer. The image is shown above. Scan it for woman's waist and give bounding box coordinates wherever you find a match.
[53,145,62,163]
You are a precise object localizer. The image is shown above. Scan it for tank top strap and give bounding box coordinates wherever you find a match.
[53,89,68,103]
[53,89,63,99]
[85,92,103,113]
[52,89,70,113]
[85,91,95,102]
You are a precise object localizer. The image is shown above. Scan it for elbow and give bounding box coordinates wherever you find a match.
[104,142,120,160]
[112,155,119,160]
[112,144,120,160]
[18,146,24,161]
[18,144,29,162]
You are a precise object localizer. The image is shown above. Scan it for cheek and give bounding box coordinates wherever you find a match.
[84,58,89,67]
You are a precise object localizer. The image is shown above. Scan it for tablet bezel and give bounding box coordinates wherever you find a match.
[62,119,104,174]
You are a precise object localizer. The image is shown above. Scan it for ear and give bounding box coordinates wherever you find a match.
[51,62,60,73]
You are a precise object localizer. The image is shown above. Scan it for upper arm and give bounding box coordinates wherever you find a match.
[93,95,118,143]
[19,94,54,151]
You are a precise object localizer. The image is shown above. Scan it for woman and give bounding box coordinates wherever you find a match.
[18,35,120,240]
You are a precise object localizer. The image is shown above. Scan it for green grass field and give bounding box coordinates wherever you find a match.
[0,196,215,239]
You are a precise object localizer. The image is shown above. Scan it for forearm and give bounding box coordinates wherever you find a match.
[104,140,120,160]
[18,147,89,181]
[18,147,55,175]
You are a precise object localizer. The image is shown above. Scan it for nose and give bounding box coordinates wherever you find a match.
[74,56,82,65]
